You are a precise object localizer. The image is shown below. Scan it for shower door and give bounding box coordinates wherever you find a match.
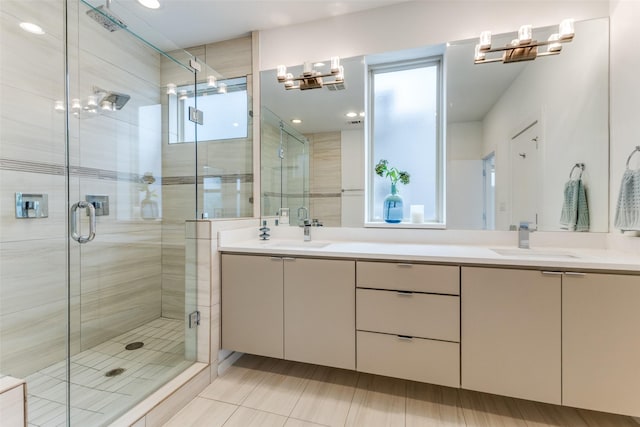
[64,1,198,424]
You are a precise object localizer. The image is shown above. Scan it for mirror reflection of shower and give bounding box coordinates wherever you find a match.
[53,86,131,118]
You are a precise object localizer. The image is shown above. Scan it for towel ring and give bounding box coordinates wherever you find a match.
[625,145,640,169]
[569,163,585,179]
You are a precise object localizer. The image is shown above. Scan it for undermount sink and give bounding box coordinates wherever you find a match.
[491,248,579,259]
[269,241,331,249]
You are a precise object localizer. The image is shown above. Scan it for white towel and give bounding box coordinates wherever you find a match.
[614,169,640,231]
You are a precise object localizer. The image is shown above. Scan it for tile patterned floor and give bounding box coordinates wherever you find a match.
[164,354,639,427]
[26,318,193,427]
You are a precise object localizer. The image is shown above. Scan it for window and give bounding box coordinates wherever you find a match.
[168,76,248,144]
[368,58,443,225]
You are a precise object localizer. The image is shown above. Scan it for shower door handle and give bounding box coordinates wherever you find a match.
[70,201,96,244]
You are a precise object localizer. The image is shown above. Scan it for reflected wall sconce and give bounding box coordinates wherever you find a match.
[276,57,344,90]
[474,18,574,64]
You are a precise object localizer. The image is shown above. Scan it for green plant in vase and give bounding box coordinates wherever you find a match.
[375,159,410,223]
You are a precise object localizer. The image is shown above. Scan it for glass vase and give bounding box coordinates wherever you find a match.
[383,183,403,223]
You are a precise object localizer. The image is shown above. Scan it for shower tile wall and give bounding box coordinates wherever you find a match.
[0,1,67,378]
[0,0,166,378]
[308,132,342,227]
[160,36,254,319]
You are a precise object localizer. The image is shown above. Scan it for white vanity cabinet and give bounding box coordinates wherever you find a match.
[461,267,561,405]
[356,261,460,388]
[284,258,355,370]
[221,254,284,358]
[221,254,356,368]
[563,272,640,417]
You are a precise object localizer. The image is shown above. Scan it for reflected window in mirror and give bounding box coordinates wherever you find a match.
[368,57,444,225]
[168,76,248,144]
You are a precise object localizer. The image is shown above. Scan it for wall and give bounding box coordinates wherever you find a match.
[260,1,609,70]
[447,122,484,229]
[161,36,254,318]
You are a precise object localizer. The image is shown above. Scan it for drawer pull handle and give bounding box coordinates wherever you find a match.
[565,272,586,277]
[270,257,282,261]
[397,335,413,341]
[283,257,296,261]
[397,264,413,268]
[541,271,562,276]
[396,291,414,296]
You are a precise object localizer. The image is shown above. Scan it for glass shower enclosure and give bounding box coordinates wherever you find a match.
[261,107,310,224]
[0,0,217,424]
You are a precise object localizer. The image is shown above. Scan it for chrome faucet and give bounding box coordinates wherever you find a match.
[303,219,311,241]
[518,221,535,249]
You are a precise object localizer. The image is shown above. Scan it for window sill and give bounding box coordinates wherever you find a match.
[364,221,446,230]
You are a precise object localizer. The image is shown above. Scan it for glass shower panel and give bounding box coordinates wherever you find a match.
[0,1,69,424]
[283,131,309,225]
[65,1,198,424]
[260,107,309,222]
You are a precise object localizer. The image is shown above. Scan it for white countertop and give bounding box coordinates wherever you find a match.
[219,238,640,273]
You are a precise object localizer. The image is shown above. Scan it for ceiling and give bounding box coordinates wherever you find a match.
[94,0,411,50]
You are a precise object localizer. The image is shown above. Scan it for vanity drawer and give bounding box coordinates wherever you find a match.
[357,288,459,341]
[357,331,460,388]
[357,261,459,295]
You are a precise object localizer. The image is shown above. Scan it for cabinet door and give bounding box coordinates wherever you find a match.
[221,254,284,358]
[461,267,561,404]
[563,273,640,417]
[284,258,355,369]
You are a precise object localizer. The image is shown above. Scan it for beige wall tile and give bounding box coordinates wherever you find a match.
[203,36,252,78]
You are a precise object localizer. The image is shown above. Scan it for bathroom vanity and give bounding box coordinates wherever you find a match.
[219,233,640,418]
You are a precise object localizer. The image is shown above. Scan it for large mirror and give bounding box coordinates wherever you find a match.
[260,17,609,232]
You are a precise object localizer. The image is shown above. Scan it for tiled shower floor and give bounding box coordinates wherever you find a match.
[26,318,193,427]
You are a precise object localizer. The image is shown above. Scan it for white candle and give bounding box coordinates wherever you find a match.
[410,205,424,223]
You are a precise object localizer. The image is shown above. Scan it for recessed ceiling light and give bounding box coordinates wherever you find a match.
[19,22,45,35]
[359,112,365,117]
[291,119,302,124]
[138,0,160,9]
[346,112,358,118]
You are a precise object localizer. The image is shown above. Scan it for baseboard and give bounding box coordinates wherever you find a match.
[218,351,243,375]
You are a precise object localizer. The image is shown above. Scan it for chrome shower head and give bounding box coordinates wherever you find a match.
[86,0,127,32]
[94,87,131,110]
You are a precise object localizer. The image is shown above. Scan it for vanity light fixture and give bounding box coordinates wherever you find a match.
[346,112,358,118]
[474,18,575,64]
[291,119,302,124]
[276,57,344,90]
[207,75,217,88]
[166,83,177,95]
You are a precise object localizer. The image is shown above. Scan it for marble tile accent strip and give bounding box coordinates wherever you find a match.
[0,158,146,183]
[162,173,253,186]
